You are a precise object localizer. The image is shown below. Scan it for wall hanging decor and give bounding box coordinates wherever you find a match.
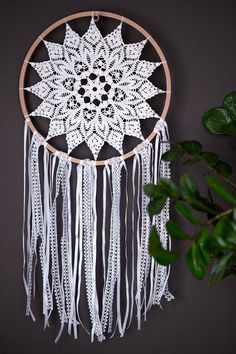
[19,11,173,342]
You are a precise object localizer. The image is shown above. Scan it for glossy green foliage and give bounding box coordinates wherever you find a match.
[202,92,236,135]
[144,93,236,284]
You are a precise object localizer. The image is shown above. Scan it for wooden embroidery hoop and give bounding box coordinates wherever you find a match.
[19,10,171,166]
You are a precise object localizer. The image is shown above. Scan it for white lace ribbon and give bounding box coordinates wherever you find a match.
[23,120,173,342]
[82,164,104,342]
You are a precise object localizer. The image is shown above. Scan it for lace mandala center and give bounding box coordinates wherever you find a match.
[66,66,118,112]
[26,18,164,159]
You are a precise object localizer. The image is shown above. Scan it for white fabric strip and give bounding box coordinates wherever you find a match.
[101,161,122,335]
[102,164,109,294]
[127,153,139,330]
[22,122,36,321]
[153,122,174,306]
[42,146,52,327]
[69,164,80,339]
[120,161,130,337]
[25,134,45,319]
[75,164,90,335]
[23,120,173,342]
[136,143,152,329]
[50,156,68,343]
[82,164,104,342]
[62,162,73,335]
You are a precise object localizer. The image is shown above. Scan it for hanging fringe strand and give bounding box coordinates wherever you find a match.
[23,119,174,342]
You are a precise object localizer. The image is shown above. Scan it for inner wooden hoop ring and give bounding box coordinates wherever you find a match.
[19,10,171,166]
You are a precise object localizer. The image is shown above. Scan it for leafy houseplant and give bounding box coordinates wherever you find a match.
[144,92,236,283]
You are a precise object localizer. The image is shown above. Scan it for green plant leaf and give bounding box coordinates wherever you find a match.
[161,145,184,162]
[149,226,161,258]
[143,184,160,199]
[179,174,215,213]
[201,151,219,167]
[149,226,179,265]
[206,236,222,255]
[144,180,180,200]
[152,246,179,266]
[165,220,191,240]
[158,178,180,199]
[196,228,210,265]
[148,196,167,216]
[223,92,236,119]
[212,218,232,248]
[206,175,236,205]
[185,194,217,214]
[211,217,236,248]
[226,221,236,245]
[215,160,232,177]
[202,108,236,135]
[210,252,234,284]
[205,217,234,254]
[180,140,203,156]
[175,201,201,225]
[180,173,199,196]
[186,241,207,280]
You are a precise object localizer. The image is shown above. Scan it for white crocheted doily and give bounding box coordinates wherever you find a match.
[26,17,164,159]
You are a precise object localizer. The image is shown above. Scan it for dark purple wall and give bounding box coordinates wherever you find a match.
[1,0,236,353]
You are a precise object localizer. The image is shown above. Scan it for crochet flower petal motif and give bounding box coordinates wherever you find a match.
[25,17,164,159]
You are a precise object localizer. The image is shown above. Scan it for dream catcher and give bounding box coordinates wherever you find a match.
[19,11,172,342]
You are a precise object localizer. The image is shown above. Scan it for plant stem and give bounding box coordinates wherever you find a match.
[207,208,233,225]
[170,141,236,190]
[174,209,232,250]
[201,162,236,190]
